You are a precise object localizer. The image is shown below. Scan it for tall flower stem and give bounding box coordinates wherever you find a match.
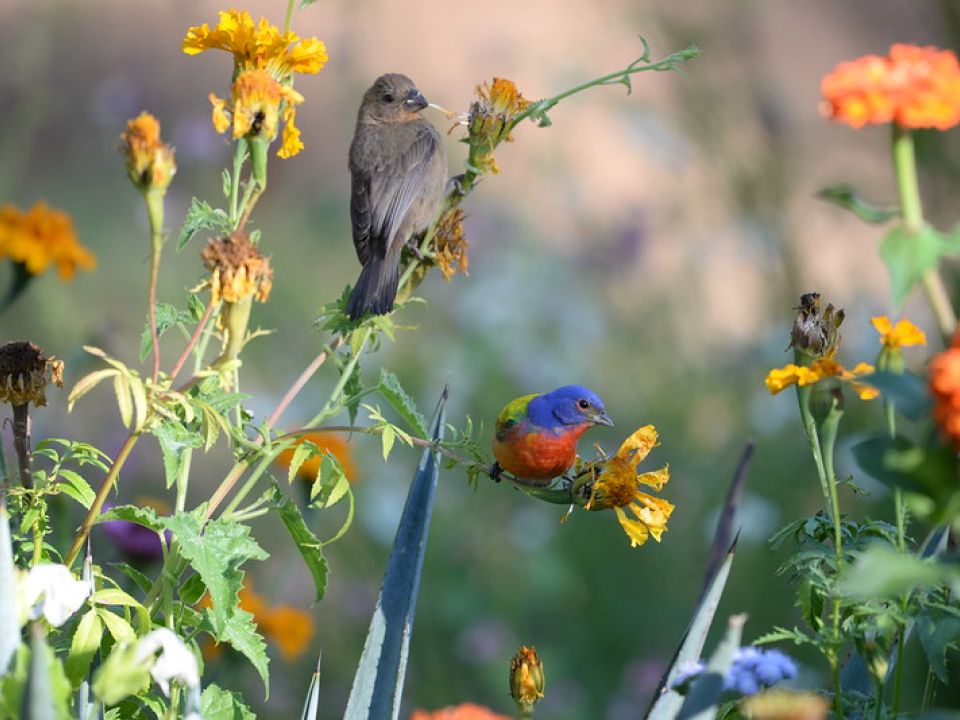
[882,397,908,716]
[892,124,956,341]
[11,403,32,489]
[145,189,165,384]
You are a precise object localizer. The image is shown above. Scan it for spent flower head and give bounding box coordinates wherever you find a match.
[468,77,532,174]
[201,232,273,305]
[119,112,177,193]
[433,208,470,281]
[789,292,844,362]
[821,44,960,130]
[583,425,673,547]
[509,646,545,713]
[0,341,64,407]
[0,202,95,281]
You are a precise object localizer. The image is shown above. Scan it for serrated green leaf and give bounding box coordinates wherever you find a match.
[916,614,960,683]
[187,293,206,321]
[838,545,956,598]
[209,605,270,696]
[853,435,959,514]
[880,224,942,309]
[286,441,315,484]
[271,484,328,604]
[378,370,428,437]
[91,588,142,608]
[114,373,133,429]
[92,644,150,706]
[53,469,95,509]
[96,609,136,645]
[139,302,180,362]
[67,368,119,411]
[97,505,163,533]
[179,574,207,606]
[200,684,257,720]
[152,422,204,489]
[65,610,103,687]
[178,197,230,251]
[381,426,395,461]
[311,454,350,509]
[817,184,900,224]
[111,563,153,594]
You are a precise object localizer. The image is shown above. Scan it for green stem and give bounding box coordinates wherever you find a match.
[145,189,165,384]
[891,123,956,341]
[228,142,245,225]
[819,398,844,564]
[796,386,832,518]
[283,0,296,33]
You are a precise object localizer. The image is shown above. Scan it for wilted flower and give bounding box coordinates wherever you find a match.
[201,232,273,305]
[765,359,878,401]
[209,69,305,158]
[740,689,830,720]
[724,647,798,696]
[134,628,200,696]
[119,112,176,193]
[0,202,95,280]
[509,645,544,713]
[19,564,90,627]
[821,44,960,130]
[433,208,470,281]
[584,425,673,547]
[789,293,844,362]
[183,9,328,78]
[468,77,532,174]
[275,432,357,484]
[410,704,512,720]
[0,341,64,407]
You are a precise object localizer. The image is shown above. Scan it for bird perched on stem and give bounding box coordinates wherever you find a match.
[492,385,613,485]
[346,73,447,320]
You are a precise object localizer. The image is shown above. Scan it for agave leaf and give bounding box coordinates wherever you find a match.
[677,614,745,720]
[300,654,322,720]
[0,503,18,675]
[343,386,448,720]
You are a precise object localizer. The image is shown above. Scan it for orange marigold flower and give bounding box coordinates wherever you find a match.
[119,112,176,192]
[929,336,960,448]
[410,704,512,720]
[275,432,357,484]
[0,202,95,281]
[871,316,926,348]
[821,44,960,130]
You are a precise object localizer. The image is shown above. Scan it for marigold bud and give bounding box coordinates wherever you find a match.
[119,112,176,193]
[509,646,544,714]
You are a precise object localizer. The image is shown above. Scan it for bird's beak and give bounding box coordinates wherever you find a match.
[404,89,429,112]
[593,411,614,428]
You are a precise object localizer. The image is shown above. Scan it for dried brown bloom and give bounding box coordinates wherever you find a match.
[789,292,844,362]
[468,77,532,174]
[119,112,177,192]
[201,232,273,304]
[434,208,469,281]
[0,340,64,407]
[509,645,544,713]
[740,690,829,720]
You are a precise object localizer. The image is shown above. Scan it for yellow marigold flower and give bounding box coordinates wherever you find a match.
[468,77,532,174]
[0,202,95,280]
[740,689,830,720]
[209,69,305,158]
[509,646,545,713]
[0,341,63,407]
[765,359,878,400]
[182,9,328,78]
[118,112,176,192]
[584,425,674,547]
[871,316,926,348]
[434,207,469,281]
[201,232,273,304]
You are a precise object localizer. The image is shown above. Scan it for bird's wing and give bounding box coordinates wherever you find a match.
[351,124,439,265]
[495,393,539,440]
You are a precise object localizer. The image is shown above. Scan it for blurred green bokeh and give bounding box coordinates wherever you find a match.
[3,0,960,717]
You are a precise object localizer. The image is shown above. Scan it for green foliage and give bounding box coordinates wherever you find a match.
[200,684,257,720]
[177,197,230,250]
[269,484,329,604]
[92,644,151,706]
[817,184,900,224]
[139,299,205,362]
[880,223,960,308]
[378,369,428,436]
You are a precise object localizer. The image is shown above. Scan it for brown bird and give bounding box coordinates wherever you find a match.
[346,73,447,319]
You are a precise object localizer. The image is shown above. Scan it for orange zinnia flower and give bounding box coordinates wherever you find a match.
[409,704,512,720]
[275,432,357,483]
[929,330,960,448]
[821,44,960,130]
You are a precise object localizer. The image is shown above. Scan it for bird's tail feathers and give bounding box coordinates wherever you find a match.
[346,254,400,320]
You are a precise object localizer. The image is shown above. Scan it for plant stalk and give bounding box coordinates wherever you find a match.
[145,189,165,384]
[11,402,32,489]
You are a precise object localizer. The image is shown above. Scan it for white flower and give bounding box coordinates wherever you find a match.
[19,564,90,627]
[134,628,200,696]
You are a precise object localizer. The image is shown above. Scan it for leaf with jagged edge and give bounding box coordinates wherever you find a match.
[201,684,257,720]
[269,483,329,604]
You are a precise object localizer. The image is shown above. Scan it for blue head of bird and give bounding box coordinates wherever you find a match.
[528,385,614,430]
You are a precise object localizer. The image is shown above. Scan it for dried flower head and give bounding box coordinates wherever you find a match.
[0,202,95,280]
[468,77,532,174]
[789,293,844,361]
[740,690,830,720]
[201,232,273,304]
[119,112,177,192]
[584,425,673,547]
[821,44,960,130]
[509,645,545,712]
[210,69,305,158]
[0,341,64,407]
[183,9,327,79]
[433,208,469,281]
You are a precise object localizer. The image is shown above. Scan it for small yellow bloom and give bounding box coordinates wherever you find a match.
[765,359,878,400]
[509,646,544,712]
[741,689,829,720]
[209,69,305,158]
[871,316,926,348]
[201,232,273,305]
[468,77,532,174]
[0,341,63,407]
[119,112,177,192]
[0,202,95,280]
[584,425,674,548]
[182,9,328,78]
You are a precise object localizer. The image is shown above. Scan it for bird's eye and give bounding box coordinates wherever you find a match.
[383,93,395,104]
[577,399,590,410]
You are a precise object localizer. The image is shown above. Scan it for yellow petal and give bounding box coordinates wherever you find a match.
[614,506,650,547]
[637,466,670,491]
[278,107,304,159]
[616,425,658,468]
[871,316,893,336]
[209,94,231,134]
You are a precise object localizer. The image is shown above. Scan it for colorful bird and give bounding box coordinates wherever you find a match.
[492,385,613,484]
[346,73,447,320]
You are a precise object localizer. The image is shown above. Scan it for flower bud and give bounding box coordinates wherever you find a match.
[119,112,176,194]
[509,646,544,715]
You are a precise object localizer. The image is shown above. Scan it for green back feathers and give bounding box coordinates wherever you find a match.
[495,393,538,438]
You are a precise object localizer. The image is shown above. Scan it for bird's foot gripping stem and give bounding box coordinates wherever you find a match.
[489,462,504,483]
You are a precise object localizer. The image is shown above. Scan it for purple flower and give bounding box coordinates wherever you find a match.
[724,647,798,696]
[670,660,706,691]
[100,502,170,563]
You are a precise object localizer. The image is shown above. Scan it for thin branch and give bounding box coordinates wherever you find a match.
[169,298,217,384]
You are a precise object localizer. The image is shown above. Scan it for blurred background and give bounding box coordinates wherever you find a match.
[2,0,960,717]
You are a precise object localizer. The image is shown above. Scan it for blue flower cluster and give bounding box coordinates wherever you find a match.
[669,647,798,697]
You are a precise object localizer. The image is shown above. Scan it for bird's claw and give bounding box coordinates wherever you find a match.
[448,173,468,197]
[490,462,503,483]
